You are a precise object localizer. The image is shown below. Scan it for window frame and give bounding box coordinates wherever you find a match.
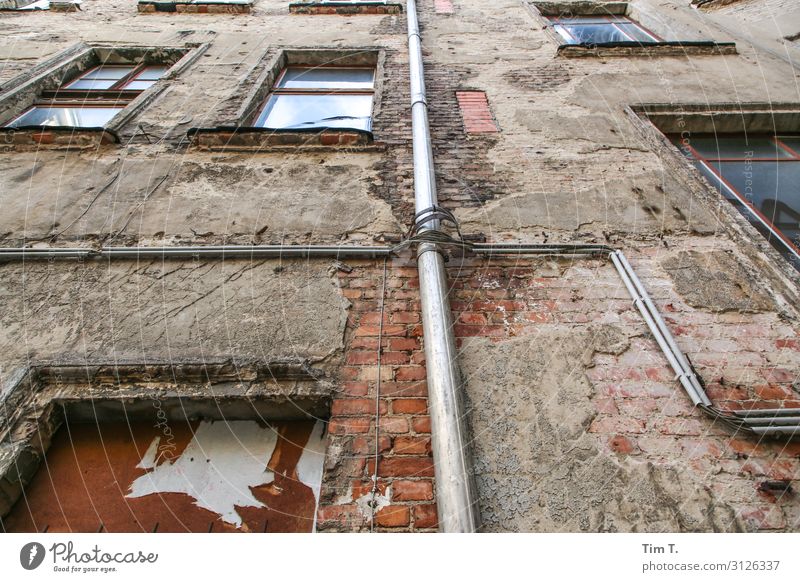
[672,134,800,266]
[252,64,377,132]
[6,64,168,129]
[546,14,663,45]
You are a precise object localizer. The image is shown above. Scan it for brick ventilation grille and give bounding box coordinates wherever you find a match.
[434,0,454,14]
[456,91,499,134]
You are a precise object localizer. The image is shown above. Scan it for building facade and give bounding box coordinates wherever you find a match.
[0,0,799,533]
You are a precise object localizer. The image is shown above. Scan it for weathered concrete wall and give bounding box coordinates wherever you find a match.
[1,0,799,533]
[415,0,800,531]
[0,259,348,370]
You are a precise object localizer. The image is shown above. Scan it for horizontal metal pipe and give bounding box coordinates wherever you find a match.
[741,416,800,426]
[750,426,800,435]
[733,408,800,417]
[0,245,395,261]
[472,244,613,256]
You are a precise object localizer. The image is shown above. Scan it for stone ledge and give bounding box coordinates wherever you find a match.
[558,41,737,58]
[531,1,628,17]
[137,0,252,13]
[188,126,376,151]
[289,2,402,15]
[0,127,119,151]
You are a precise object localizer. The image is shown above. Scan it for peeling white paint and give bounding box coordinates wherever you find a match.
[355,486,391,520]
[127,420,278,527]
[136,437,161,470]
[296,420,326,532]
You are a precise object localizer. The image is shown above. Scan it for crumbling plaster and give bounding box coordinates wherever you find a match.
[0,259,350,375]
[461,325,743,532]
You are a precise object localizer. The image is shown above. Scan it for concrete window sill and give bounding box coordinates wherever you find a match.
[557,41,737,58]
[288,2,402,15]
[0,0,81,10]
[188,127,379,152]
[137,0,252,13]
[0,127,118,151]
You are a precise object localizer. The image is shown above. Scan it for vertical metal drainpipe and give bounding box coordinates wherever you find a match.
[407,0,480,532]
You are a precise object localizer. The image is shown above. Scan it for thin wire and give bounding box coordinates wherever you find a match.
[369,256,388,532]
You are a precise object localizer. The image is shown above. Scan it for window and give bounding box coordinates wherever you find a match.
[253,66,375,132]
[547,15,661,45]
[6,65,167,129]
[669,133,800,270]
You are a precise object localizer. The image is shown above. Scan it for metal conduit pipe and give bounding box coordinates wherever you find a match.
[406,0,480,532]
[0,245,395,261]
[612,251,711,407]
[609,252,707,407]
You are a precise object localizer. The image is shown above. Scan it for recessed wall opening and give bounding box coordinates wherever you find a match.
[0,363,331,533]
[635,104,800,272]
[2,415,326,533]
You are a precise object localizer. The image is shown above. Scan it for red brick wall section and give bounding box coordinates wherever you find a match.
[448,252,800,532]
[434,0,455,14]
[456,91,500,134]
[316,255,437,532]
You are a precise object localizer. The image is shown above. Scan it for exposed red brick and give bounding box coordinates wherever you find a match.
[393,480,434,501]
[413,504,438,528]
[412,416,431,433]
[380,416,410,434]
[381,381,428,397]
[608,435,638,455]
[377,457,435,478]
[328,417,371,434]
[456,91,499,134]
[392,399,428,414]
[396,367,427,381]
[375,505,410,527]
[331,399,385,416]
[394,436,432,455]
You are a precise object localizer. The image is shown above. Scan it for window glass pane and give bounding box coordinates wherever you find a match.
[557,23,631,45]
[64,79,117,90]
[7,106,124,128]
[685,135,792,160]
[777,137,800,157]
[551,17,626,25]
[122,80,157,91]
[79,66,137,80]
[277,67,375,90]
[615,22,657,42]
[134,66,169,81]
[699,160,800,264]
[64,66,137,89]
[255,94,373,131]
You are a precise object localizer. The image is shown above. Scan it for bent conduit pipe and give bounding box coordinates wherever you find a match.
[407,0,480,532]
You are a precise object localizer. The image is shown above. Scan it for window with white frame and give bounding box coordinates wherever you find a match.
[253,66,375,132]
